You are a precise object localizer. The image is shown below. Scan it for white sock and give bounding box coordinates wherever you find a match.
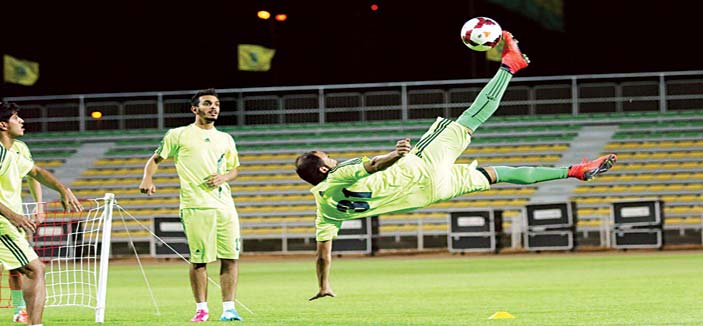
[196,302,208,312]
[223,301,235,311]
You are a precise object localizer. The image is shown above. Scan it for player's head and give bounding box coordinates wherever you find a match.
[191,88,220,123]
[295,151,338,185]
[0,102,24,138]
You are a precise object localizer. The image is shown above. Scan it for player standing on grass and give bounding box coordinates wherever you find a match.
[8,138,43,323]
[0,102,83,326]
[139,88,243,322]
[295,31,617,300]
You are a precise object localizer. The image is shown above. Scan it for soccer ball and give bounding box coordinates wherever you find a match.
[460,17,502,52]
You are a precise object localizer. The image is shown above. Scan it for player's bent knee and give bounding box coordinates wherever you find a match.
[18,259,45,279]
[477,166,497,184]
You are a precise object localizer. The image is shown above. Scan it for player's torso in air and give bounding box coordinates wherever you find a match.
[313,155,431,221]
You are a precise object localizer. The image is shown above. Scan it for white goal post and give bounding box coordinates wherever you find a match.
[2,192,248,321]
[26,192,115,323]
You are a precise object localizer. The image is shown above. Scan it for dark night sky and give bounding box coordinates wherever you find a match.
[1,1,697,97]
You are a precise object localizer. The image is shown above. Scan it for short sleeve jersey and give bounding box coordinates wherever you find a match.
[11,140,32,162]
[155,124,240,209]
[310,155,430,222]
[0,143,34,234]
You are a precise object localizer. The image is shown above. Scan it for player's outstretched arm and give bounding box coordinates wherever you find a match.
[27,165,83,212]
[139,154,164,196]
[309,240,336,301]
[364,138,412,173]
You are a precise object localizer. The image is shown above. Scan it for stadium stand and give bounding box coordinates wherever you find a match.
[572,116,703,245]
[17,108,702,253]
[8,70,703,253]
[63,117,574,251]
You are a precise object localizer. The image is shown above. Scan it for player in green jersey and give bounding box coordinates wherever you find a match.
[8,137,43,323]
[139,89,243,322]
[295,31,617,301]
[0,102,83,325]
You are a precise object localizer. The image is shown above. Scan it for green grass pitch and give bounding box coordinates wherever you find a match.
[23,250,703,325]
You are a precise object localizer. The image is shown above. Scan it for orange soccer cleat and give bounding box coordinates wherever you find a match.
[568,154,618,181]
[500,30,530,74]
[13,308,28,323]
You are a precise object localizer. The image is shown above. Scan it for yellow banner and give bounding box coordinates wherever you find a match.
[3,54,39,86]
[238,44,276,72]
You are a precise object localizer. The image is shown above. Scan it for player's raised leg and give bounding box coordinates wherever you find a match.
[456,30,530,134]
[412,31,531,173]
[478,154,618,184]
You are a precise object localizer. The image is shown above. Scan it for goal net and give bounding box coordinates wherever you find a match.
[0,193,114,323]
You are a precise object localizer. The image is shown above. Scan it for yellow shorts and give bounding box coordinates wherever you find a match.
[315,215,343,242]
[0,228,39,270]
[180,208,240,263]
[411,117,491,203]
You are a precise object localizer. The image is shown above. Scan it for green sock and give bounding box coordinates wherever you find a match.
[456,69,513,132]
[11,289,25,313]
[494,166,568,184]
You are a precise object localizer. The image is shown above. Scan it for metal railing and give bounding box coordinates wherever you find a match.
[4,70,703,133]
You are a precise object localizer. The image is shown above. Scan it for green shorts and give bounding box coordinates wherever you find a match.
[180,208,240,263]
[0,228,39,270]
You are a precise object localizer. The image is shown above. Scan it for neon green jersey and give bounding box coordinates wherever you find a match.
[155,124,239,209]
[0,144,34,234]
[11,140,32,161]
[310,155,432,222]
[11,140,33,184]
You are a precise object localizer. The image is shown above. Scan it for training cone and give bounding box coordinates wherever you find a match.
[488,311,515,319]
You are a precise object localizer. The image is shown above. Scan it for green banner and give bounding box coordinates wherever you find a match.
[486,0,564,31]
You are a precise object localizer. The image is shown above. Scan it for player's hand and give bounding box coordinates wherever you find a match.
[395,138,411,156]
[309,289,336,301]
[139,179,157,196]
[32,205,46,225]
[205,174,228,188]
[7,212,35,233]
[60,189,84,212]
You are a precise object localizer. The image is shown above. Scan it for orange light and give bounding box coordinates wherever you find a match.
[91,111,103,119]
[370,4,379,11]
[257,10,271,20]
[274,14,287,22]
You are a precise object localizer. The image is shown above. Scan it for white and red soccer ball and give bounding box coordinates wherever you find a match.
[460,17,502,51]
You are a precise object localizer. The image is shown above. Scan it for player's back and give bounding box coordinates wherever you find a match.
[313,155,433,221]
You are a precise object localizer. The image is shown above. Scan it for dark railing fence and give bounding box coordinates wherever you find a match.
[4,70,703,133]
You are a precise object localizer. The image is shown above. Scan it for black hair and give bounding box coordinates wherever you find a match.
[295,151,328,185]
[0,102,20,123]
[190,88,219,107]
